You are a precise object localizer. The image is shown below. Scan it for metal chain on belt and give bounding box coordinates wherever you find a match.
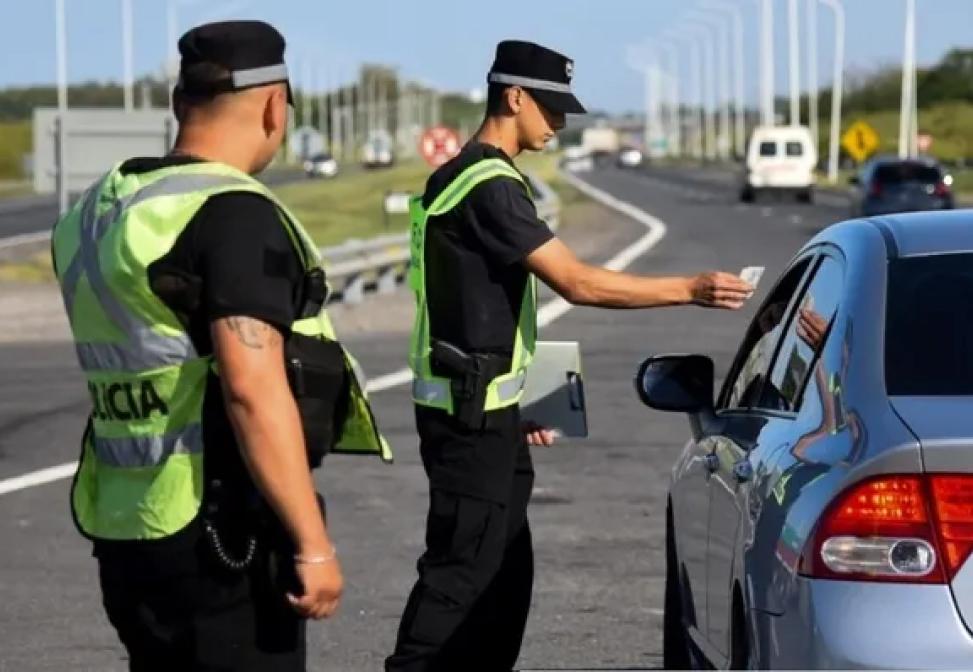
[202,519,257,571]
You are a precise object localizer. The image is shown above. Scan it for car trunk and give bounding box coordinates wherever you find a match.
[890,397,973,635]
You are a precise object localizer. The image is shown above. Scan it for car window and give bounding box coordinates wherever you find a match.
[767,256,844,412]
[759,141,777,157]
[874,163,941,185]
[886,253,973,395]
[721,258,814,410]
[785,142,804,157]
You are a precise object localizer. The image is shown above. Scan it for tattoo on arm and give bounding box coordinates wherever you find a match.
[224,316,280,350]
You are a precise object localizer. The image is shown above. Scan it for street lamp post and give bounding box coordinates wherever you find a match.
[788,0,801,126]
[702,1,746,158]
[682,22,718,160]
[654,40,682,157]
[687,12,732,160]
[807,0,819,144]
[121,0,134,111]
[819,0,844,183]
[668,32,706,160]
[759,0,775,126]
[899,0,917,158]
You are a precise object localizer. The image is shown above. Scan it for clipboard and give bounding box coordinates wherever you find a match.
[519,341,588,438]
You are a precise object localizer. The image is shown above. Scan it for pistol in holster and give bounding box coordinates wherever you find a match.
[430,340,509,430]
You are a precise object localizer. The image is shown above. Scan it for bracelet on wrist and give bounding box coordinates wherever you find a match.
[294,546,338,565]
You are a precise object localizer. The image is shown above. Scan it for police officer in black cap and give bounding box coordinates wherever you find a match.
[69,20,378,671]
[386,40,751,671]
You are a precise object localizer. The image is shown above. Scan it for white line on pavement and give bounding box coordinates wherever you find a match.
[0,169,668,497]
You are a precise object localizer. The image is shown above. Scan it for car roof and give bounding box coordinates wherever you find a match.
[868,210,973,258]
[866,154,942,168]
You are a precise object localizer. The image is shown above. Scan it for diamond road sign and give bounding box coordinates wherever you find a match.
[841,120,880,164]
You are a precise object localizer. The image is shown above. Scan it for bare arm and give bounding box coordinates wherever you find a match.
[524,237,752,310]
[211,316,341,619]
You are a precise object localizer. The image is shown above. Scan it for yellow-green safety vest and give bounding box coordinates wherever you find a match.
[407,158,538,414]
[53,160,392,542]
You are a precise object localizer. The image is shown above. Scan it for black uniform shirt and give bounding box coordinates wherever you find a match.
[422,142,554,355]
[94,155,304,555]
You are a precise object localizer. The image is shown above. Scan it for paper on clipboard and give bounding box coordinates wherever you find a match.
[519,341,588,438]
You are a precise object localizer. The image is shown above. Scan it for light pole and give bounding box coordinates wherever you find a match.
[807,0,819,144]
[687,12,732,160]
[759,0,775,126]
[899,0,917,158]
[654,40,682,157]
[668,31,705,159]
[166,1,178,111]
[788,0,801,126]
[819,0,844,182]
[626,43,660,157]
[702,1,746,157]
[683,22,718,160]
[121,0,134,111]
[54,0,69,214]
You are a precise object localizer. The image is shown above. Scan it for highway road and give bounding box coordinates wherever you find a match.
[0,162,854,670]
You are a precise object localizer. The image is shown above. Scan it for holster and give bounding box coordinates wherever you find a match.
[430,340,511,430]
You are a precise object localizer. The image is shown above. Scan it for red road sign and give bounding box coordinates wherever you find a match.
[419,126,461,168]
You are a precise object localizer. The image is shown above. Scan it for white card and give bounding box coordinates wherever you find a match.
[740,266,765,289]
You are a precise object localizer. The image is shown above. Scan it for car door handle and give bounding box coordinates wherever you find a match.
[704,453,720,474]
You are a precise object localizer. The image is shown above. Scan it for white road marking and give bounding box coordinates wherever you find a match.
[0,169,669,496]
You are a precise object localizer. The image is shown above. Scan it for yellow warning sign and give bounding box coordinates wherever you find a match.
[841,120,880,164]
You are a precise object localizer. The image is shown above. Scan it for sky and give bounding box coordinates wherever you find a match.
[0,0,970,113]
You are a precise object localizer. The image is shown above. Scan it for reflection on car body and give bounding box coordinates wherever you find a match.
[637,210,973,669]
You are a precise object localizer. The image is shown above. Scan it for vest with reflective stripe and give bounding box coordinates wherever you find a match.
[53,161,392,541]
[407,158,538,413]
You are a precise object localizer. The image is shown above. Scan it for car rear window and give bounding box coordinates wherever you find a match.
[759,141,777,157]
[874,163,941,186]
[785,142,804,157]
[886,253,973,395]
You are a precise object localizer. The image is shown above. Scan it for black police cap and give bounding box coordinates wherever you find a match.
[488,40,586,115]
[177,20,293,103]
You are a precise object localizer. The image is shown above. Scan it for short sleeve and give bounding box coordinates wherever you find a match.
[467,176,555,266]
[191,192,304,331]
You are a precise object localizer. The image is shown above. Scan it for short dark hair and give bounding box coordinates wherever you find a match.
[485,83,511,115]
[173,61,232,114]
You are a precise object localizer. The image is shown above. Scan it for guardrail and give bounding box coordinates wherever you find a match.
[322,171,560,305]
[0,172,561,305]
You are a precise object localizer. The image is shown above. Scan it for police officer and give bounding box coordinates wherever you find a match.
[52,21,390,671]
[387,40,753,671]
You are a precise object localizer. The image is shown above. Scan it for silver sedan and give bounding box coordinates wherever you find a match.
[638,210,973,669]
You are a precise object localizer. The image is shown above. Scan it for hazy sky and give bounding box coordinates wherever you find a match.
[1,0,970,112]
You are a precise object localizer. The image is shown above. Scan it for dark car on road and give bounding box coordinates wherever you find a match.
[637,210,973,669]
[850,156,954,217]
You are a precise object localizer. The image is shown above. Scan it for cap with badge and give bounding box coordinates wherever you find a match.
[488,40,586,114]
[176,20,294,104]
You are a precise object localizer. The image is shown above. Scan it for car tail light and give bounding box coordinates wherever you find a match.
[800,474,973,583]
[869,182,883,197]
[934,182,951,197]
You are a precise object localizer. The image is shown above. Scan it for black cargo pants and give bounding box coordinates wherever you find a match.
[386,405,535,672]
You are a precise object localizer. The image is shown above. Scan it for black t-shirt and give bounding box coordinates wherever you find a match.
[422,142,554,355]
[94,156,305,554]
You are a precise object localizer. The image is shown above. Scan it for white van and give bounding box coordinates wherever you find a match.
[740,125,817,203]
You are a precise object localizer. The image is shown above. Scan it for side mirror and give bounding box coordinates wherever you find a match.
[635,354,715,414]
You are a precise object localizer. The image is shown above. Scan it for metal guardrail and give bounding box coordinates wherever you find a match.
[0,172,561,304]
[321,171,560,304]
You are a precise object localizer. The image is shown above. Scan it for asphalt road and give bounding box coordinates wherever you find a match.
[0,163,852,671]
[0,167,306,241]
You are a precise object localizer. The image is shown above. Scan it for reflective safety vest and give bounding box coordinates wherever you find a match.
[407,158,538,414]
[53,161,392,541]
